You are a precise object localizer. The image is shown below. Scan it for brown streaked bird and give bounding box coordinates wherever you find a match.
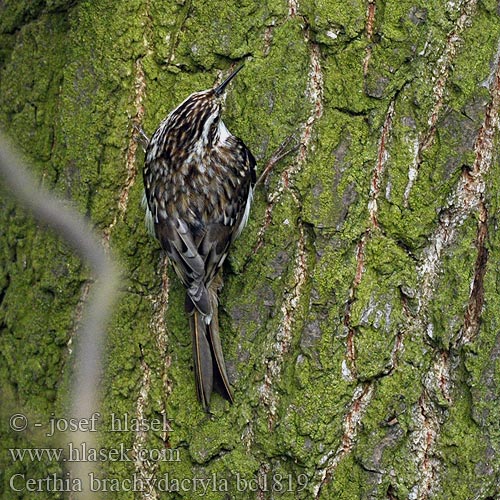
[143,66,256,410]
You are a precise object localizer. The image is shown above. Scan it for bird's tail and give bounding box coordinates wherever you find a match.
[189,286,233,410]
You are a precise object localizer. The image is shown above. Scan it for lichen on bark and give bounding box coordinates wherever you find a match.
[1,0,500,499]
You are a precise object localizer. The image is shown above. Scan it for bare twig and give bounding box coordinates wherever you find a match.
[255,133,299,188]
[133,123,150,152]
[0,132,121,499]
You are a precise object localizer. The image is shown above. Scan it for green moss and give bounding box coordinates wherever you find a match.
[0,14,68,171]
[173,0,284,69]
[434,386,488,499]
[373,2,500,254]
[352,359,425,495]
[0,11,89,493]
[276,372,350,462]
[462,148,500,491]
[300,0,366,43]
[319,453,363,499]
[54,1,144,219]
[298,109,373,235]
[0,219,84,498]
[2,0,500,498]
[451,5,500,104]
[0,0,46,35]
[427,219,477,349]
[376,95,455,249]
[351,235,415,379]
[227,17,311,162]
[324,41,374,113]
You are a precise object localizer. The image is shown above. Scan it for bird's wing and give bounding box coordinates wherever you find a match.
[155,218,213,317]
[200,137,256,286]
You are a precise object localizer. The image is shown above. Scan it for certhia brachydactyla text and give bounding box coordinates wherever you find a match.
[143,65,256,410]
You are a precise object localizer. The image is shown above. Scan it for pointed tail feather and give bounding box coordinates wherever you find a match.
[190,291,233,410]
[190,311,213,409]
[207,294,234,405]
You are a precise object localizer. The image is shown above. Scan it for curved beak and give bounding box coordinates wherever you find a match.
[214,65,244,96]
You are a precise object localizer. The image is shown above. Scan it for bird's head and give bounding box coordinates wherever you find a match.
[160,66,244,156]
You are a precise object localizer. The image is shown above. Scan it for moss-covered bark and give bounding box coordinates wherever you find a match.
[1,0,499,498]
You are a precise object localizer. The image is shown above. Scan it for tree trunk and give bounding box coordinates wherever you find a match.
[1,0,499,498]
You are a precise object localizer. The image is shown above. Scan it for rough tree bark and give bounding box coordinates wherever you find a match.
[1,0,499,499]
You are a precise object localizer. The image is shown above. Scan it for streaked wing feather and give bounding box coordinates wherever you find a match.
[155,218,211,316]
